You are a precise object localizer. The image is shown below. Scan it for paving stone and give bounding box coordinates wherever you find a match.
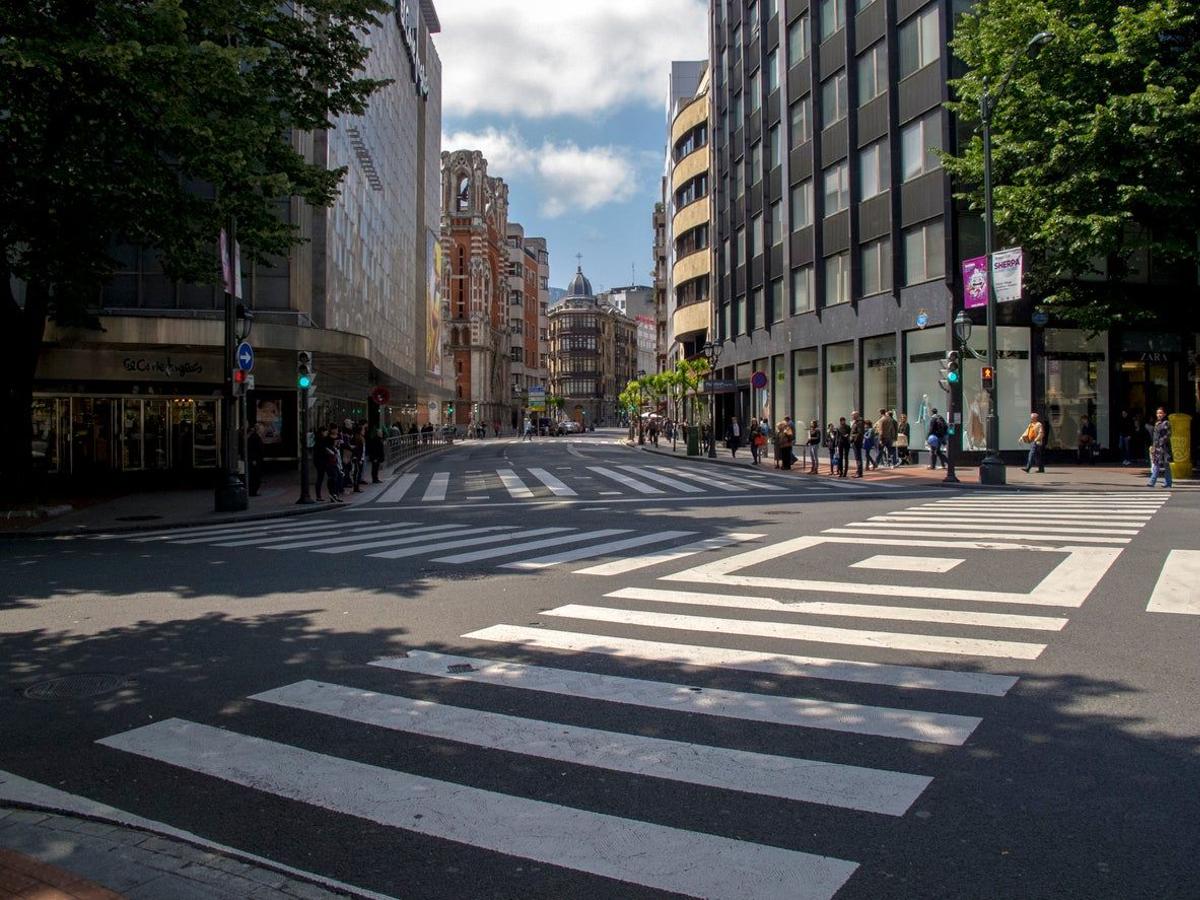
[124,871,244,900]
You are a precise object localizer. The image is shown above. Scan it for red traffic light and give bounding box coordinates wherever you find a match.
[233,369,248,384]
[981,365,995,390]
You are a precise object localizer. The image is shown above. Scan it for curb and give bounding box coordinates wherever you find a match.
[3,443,455,540]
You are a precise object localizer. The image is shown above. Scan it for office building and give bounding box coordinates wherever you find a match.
[506,224,551,426]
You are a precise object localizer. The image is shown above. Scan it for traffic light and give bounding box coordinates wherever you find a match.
[446,403,455,416]
[981,365,995,391]
[297,350,315,391]
[945,350,960,384]
[232,368,248,395]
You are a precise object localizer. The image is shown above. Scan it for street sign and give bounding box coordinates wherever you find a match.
[916,309,930,328]
[750,371,768,390]
[703,378,737,394]
[1031,310,1049,327]
[236,342,254,372]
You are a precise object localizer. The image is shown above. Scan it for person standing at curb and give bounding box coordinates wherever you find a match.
[897,412,911,465]
[776,416,796,470]
[726,416,742,458]
[806,420,821,473]
[749,417,762,465]
[877,408,897,467]
[926,408,949,470]
[1148,406,1173,488]
[850,411,865,477]
[836,417,851,477]
[1019,411,1046,473]
[367,426,386,484]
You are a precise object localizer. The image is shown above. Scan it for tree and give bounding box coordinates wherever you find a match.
[1,0,391,495]
[943,0,1200,331]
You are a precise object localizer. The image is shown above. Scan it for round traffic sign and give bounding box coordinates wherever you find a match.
[236,341,254,372]
[1031,310,1049,327]
[916,312,929,329]
[750,371,768,389]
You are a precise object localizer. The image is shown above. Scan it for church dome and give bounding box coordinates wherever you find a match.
[565,265,594,299]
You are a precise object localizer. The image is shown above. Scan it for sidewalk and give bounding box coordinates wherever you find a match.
[4,444,454,538]
[629,439,1196,492]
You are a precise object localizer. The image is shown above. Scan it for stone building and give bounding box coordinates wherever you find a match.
[506,224,550,427]
[440,149,511,429]
[549,266,638,426]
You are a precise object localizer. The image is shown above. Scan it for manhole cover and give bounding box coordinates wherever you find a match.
[24,674,129,700]
[115,515,163,522]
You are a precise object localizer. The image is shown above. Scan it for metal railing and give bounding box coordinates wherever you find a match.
[384,431,453,468]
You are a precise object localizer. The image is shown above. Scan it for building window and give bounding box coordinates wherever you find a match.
[790,96,811,147]
[824,252,851,305]
[736,295,747,333]
[736,226,746,268]
[765,0,777,21]
[787,15,810,68]
[675,172,710,207]
[861,237,892,295]
[859,138,890,199]
[856,0,877,9]
[900,111,942,181]
[903,218,945,284]
[751,212,764,258]
[857,41,887,106]
[731,22,742,62]
[791,179,813,228]
[823,161,850,214]
[791,265,814,314]
[819,0,846,42]
[769,124,781,169]
[750,69,761,113]
[750,141,762,185]
[899,5,940,79]
[731,91,743,127]
[769,200,783,246]
[723,238,731,275]
[735,156,745,197]
[752,288,765,329]
[766,49,779,93]
[748,0,759,36]
[820,71,848,129]
[770,278,785,323]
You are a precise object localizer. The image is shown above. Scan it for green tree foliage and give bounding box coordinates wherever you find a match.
[944,0,1200,330]
[0,0,390,492]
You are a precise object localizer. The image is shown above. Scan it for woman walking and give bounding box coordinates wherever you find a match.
[1148,407,1173,489]
[896,413,911,465]
[806,420,821,473]
[749,417,761,465]
[726,416,742,458]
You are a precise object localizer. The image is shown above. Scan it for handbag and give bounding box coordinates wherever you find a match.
[896,433,909,448]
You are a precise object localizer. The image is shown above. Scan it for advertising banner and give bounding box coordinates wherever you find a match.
[962,256,988,310]
[992,247,1023,303]
[425,231,443,378]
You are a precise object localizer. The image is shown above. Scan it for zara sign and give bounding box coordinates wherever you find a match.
[395,0,431,98]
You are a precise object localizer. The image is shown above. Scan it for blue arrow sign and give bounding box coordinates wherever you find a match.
[236,342,254,372]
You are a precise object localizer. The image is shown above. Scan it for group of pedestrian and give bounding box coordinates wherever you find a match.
[313,418,387,503]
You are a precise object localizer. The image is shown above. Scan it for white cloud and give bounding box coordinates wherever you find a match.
[434,0,709,118]
[443,126,639,218]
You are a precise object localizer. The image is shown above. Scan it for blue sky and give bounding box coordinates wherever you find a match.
[433,0,708,293]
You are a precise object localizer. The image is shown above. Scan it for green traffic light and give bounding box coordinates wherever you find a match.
[947,371,959,383]
[298,375,312,389]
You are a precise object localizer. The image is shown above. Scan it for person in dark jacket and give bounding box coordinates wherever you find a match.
[247,423,265,496]
[836,417,851,477]
[849,412,865,477]
[367,426,386,484]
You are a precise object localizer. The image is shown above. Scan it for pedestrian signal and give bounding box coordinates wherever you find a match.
[981,365,995,391]
[945,350,960,384]
[297,350,315,390]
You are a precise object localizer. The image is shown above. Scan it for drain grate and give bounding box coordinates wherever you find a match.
[24,673,129,700]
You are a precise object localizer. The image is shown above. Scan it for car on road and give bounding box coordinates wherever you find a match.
[560,420,583,434]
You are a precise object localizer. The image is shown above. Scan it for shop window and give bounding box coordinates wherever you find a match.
[793,348,820,424]
[863,334,898,412]
[825,341,856,420]
[904,325,948,450]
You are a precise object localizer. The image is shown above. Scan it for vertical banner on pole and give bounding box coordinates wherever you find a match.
[962,256,988,310]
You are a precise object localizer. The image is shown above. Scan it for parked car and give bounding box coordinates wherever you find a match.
[561,420,583,434]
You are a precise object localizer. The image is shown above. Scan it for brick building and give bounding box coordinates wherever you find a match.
[506,224,551,428]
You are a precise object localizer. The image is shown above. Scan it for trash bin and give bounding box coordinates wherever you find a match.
[1169,413,1192,480]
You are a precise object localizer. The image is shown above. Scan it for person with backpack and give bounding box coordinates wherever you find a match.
[927,408,949,470]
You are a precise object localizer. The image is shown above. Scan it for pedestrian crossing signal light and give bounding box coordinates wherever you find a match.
[297,350,314,390]
[981,365,995,391]
[946,350,960,384]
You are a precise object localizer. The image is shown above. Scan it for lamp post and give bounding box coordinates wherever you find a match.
[636,369,646,445]
[978,30,1054,486]
[701,340,722,458]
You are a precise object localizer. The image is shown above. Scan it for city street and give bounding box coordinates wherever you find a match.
[2,431,1198,899]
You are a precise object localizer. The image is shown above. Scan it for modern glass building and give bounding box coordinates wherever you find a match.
[708,0,1199,458]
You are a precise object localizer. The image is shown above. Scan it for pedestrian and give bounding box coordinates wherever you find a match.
[862,418,877,471]
[805,420,821,473]
[759,417,772,466]
[367,425,386,483]
[896,412,911,465]
[325,425,345,502]
[1147,407,1173,489]
[825,423,838,474]
[726,416,742,458]
[850,411,865,477]
[1018,411,1046,473]
[776,416,795,470]
[749,417,762,464]
[927,408,949,469]
[877,408,897,467]
[1077,414,1097,465]
[313,426,328,501]
[836,417,851,477]
[1117,409,1135,466]
[523,416,533,441]
[351,422,367,491]
[247,423,264,497]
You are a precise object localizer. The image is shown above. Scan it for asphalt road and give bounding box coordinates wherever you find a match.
[2,430,1198,899]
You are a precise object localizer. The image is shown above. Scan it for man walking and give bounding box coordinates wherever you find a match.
[1019,411,1046,473]
[247,423,265,497]
[877,408,897,467]
[927,408,949,469]
[836,417,851,477]
[1147,407,1173,489]
[849,411,865,477]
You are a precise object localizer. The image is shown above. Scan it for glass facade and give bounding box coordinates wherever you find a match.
[962,326,1031,451]
[793,348,820,425]
[825,341,856,420]
[1042,329,1108,451]
[905,325,946,449]
[863,335,899,413]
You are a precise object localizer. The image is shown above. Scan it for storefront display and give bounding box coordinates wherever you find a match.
[962,326,1031,451]
[1041,329,1108,451]
[793,348,819,425]
[904,325,946,450]
[825,341,855,422]
[863,335,898,414]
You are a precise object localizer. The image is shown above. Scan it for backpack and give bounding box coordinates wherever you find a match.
[929,415,947,438]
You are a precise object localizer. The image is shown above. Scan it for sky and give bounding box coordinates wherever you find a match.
[432,0,709,294]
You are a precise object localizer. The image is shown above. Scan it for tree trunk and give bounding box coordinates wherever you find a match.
[0,276,49,504]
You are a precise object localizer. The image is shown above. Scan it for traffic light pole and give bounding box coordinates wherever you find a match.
[298,388,314,504]
[214,215,248,512]
[943,375,959,484]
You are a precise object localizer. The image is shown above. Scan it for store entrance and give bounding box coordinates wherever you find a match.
[1118,359,1174,419]
[70,398,116,475]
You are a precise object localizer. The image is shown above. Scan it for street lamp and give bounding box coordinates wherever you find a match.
[978,29,1054,485]
[953,309,973,346]
[636,369,646,445]
[700,340,722,458]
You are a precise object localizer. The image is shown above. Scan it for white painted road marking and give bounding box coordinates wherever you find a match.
[432,529,631,564]
[573,533,765,576]
[377,473,418,503]
[500,530,696,570]
[265,523,461,552]
[462,624,1018,695]
[851,555,965,573]
[421,472,449,502]
[1146,549,1200,614]
[527,467,578,496]
[99,719,857,900]
[312,525,517,556]
[373,651,982,745]
[497,468,534,499]
[367,527,573,560]
[110,518,337,542]
[252,680,931,815]
[588,466,664,495]
[616,465,704,493]
[824,527,1130,544]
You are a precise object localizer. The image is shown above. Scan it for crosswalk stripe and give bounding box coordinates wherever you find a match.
[207,521,399,547]
[543,604,1046,660]
[251,680,930,816]
[616,466,704,493]
[432,529,632,564]
[367,527,573,560]
[870,514,1150,528]
[892,511,1152,523]
[462,624,1018,696]
[262,523,461,552]
[499,530,697,570]
[170,519,382,546]
[313,525,518,556]
[1146,549,1200,614]
[587,466,664,495]
[604,587,1068,631]
[422,472,449,502]
[497,468,534,499]
[824,526,1131,544]
[654,466,786,492]
[853,519,1140,536]
[929,501,1163,509]
[376,473,418,503]
[372,651,981,745]
[573,533,765,576]
[527,467,577,496]
[99,718,857,900]
[123,518,336,543]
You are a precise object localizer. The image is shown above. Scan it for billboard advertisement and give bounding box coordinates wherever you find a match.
[426,230,443,378]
